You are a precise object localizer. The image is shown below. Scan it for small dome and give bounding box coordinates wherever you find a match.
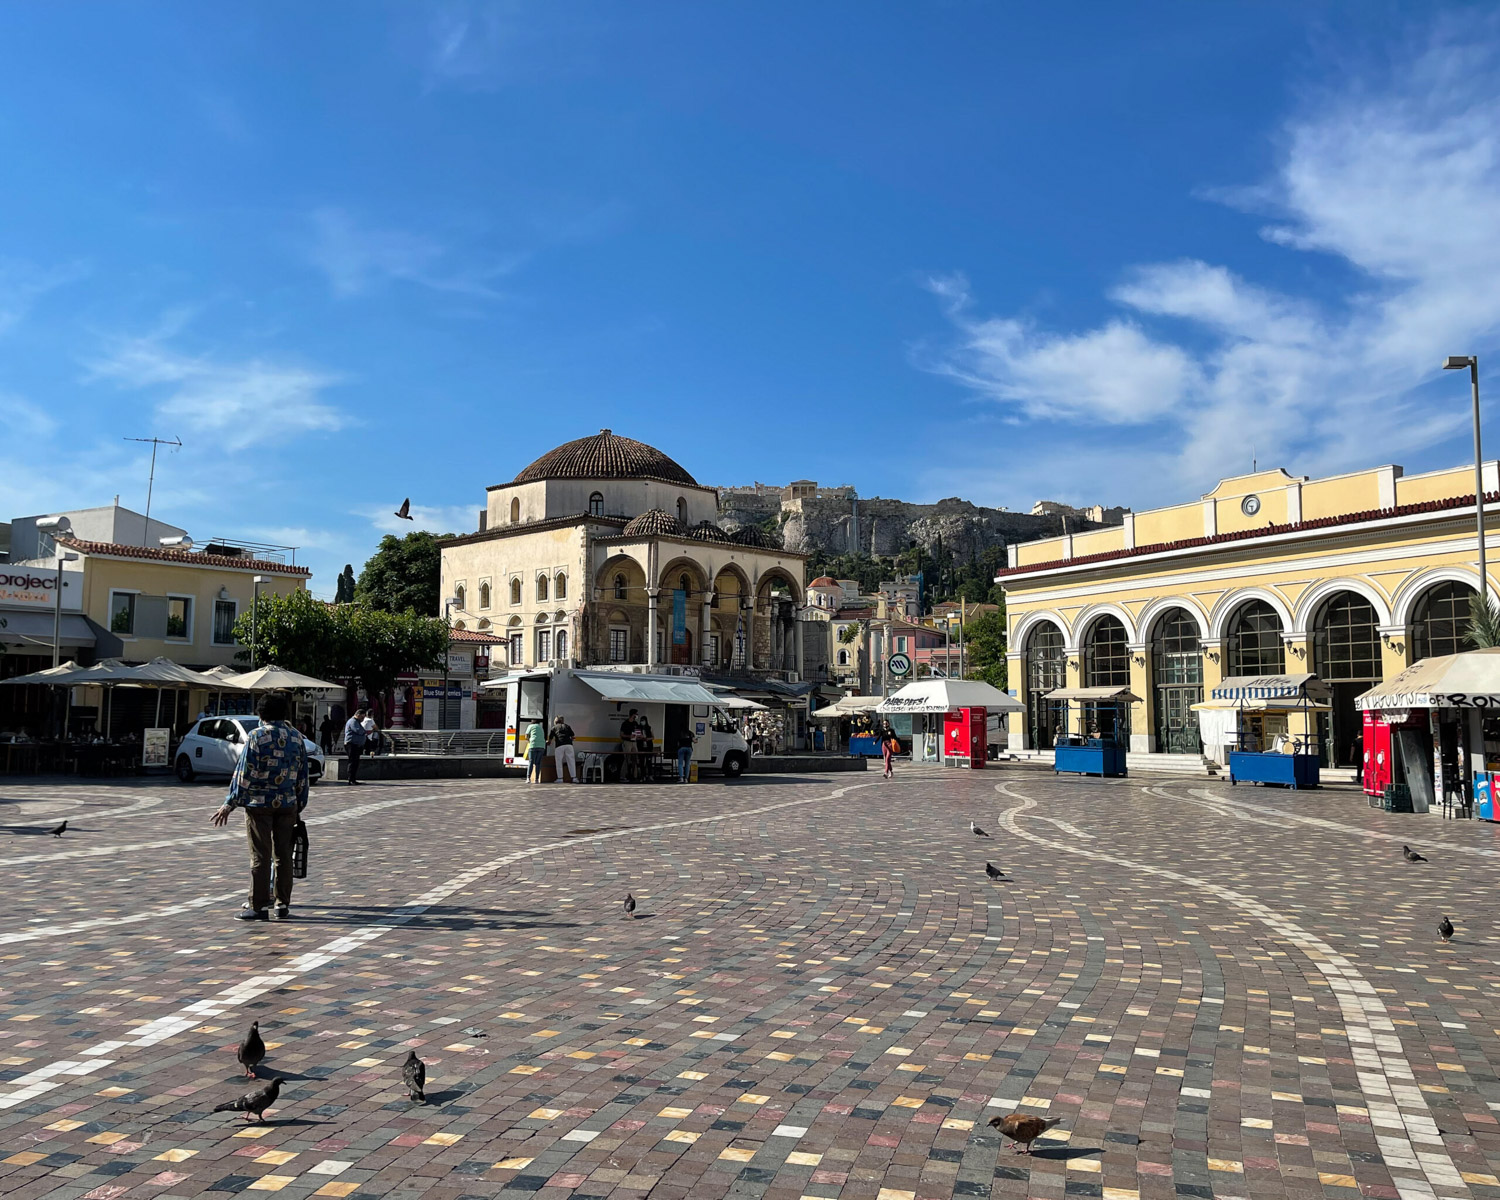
[809,576,839,588]
[511,430,697,487]
[730,525,781,549]
[688,520,728,541]
[622,508,687,538]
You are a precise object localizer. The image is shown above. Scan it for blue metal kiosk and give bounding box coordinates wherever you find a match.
[1047,686,1138,778]
[1205,674,1330,790]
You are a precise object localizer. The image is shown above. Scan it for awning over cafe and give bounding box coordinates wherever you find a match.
[575,672,724,706]
[1044,686,1142,703]
[1211,673,1331,702]
[0,611,95,649]
[1356,648,1500,710]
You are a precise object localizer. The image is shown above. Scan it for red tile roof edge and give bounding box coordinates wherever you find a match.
[996,489,1498,581]
[57,537,310,576]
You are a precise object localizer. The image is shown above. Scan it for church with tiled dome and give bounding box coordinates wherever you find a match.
[440,431,808,677]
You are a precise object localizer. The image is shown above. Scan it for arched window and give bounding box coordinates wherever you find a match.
[555,629,568,661]
[1412,581,1476,661]
[1084,615,1130,687]
[837,648,849,666]
[614,573,627,600]
[1314,590,1381,767]
[676,496,687,524]
[1025,622,1066,750]
[555,572,567,600]
[589,492,604,517]
[536,574,549,602]
[1151,608,1202,754]
[509,578,522,605]
[454,584,466,611]
[479,581,491,609]
[510,497,520,523]
[1227,599,1285,676]
[678,573,691,595]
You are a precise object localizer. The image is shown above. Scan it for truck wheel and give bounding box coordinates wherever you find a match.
[723,752,747,778]
[175,756,195,783]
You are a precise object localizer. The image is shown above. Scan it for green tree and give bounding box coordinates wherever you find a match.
[961,608,1008,690]
[355,531,449,614]
[1467,594,1500,649]
[231,590,340,677]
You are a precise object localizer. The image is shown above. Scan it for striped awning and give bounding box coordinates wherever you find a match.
[1210,673,1331,702]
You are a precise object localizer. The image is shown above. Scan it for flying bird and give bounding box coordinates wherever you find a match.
[989,1112,1064,1154]
[49,821,67,837]
[394,498,414,520]
[402,1050,427,1103]
[237,1021,265,1079]
[1439,915,1455,942]
[623,893,637,919]
[985,862,1006,880]
[213,1077,282,1123]
[970,821,991,838]
[1403,845,1427,863]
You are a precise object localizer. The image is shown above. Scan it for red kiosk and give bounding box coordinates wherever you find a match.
[943,707,987,769]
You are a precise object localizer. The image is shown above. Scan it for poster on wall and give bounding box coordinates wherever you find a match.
[142,727,171,767]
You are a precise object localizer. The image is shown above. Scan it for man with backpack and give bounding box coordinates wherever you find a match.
[342,708,367,785]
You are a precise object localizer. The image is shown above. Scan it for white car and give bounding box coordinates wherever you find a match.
[175,716,325,784]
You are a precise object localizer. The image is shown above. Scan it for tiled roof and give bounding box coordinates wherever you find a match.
[448,627,505,644]
[57,537,309,576]
[622,509,687,538]
[440,513,628,547]
[503,430,699,488]
[997,488,1499,580]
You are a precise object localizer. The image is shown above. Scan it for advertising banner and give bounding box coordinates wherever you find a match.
[0,567,83,611]
[142,727,171,767]
[672,588,687,645]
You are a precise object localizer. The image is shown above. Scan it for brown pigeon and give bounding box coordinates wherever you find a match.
[213,1077,281,1123]
[989,1112,1064,1154]
[237,1021,265,1079]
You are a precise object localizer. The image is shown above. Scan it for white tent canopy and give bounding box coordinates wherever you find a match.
[1357,647,1500,710]
[219,665,346,692]
[810,694,884,719]
[876,679,1024,714]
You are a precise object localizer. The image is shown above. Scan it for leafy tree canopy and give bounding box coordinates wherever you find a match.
[355,531,449,614]
[961,608,1008,690]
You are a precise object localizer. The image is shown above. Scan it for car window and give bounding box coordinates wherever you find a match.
[200,720,228,740]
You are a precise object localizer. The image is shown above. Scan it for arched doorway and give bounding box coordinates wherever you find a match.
[1025,622,1066,749]
[1151,608,1202,754]
[1411,581,1476,662]
[1313,591,1381,767]
[1227,599,1285,676]
[1083,615,1130,742]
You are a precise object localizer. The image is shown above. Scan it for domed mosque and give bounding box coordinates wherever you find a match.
[440,431,808,680]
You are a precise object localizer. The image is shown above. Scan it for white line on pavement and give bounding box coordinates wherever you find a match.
[0,779,876,1110]
[997,782,1471,1200]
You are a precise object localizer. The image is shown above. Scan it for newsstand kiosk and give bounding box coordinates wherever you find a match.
[942,707,987,769]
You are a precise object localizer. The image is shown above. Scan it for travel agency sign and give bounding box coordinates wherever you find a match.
[0,567,83,611]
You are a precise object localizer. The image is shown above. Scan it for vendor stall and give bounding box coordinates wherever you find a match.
[877,680,1023,768]
[1356,648,1500,819]
[1045,686,1138,777]
[1201,674,1330,790]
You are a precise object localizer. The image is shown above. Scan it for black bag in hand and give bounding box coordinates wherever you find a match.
[292,819,309,879]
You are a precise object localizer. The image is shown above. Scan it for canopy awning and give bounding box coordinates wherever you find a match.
[1211,673,1331,702]
[219,665,346,692]
[0,611,96,650]
[703,686,770,711]
[810,694,885,718]
[127,657,220,685]
[1045,686,1142,703]
[575,672,723,706]
[1357,647,1500,710]
[1192,697,1331,713]
[876,679,1024,714]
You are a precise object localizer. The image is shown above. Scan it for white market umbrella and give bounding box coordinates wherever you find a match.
[220,665,345,692]
[876,679,1024,714]
[811,694,884,719]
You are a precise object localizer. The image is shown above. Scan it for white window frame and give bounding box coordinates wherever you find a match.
[509,576,522,606]
[212,597,239,646]
[165,593,195,643]
[537,628,552,662]
[509,632,524,665]
[454,581,467,612]
[554,571,567,600]
[536,573,549,602]
[108,589,139,639]
[478,578,492,609]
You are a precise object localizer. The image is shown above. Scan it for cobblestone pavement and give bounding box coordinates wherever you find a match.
[2,766,1499,1200]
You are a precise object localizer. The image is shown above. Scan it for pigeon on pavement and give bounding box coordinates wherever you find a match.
[237,1021,265,1079]
[623,893,637,918]
[1439,915,1455,942]
[213,1077,281,1122]
[394,498,414,520]
[989,1112,1063,1154]
[402,1050,426,1103]
[970,821,991,838]
[1403,845,1427,862]
[985,862,1006,880]
[49,821,66,837]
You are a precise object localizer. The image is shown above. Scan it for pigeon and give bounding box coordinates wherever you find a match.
[970,821,991,838]
[49,821,66,837]
[1439,915,1455,942]
[236,1021,265,1079]
[623,893,637,919]
[1403,845,1428,863]
[394,498,413,520]
[985,862,1006,880]
[402,1050,426,1103]
[989,1112,1063,1154]
[213,1076,281,1122]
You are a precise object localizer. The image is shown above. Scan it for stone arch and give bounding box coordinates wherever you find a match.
[597,553,647,603]
[1138,595,1209,642]
[755,566,803,610]
[1291,578,1392,634]
[1391,566,1483,627]
[658,555,711,598]
[1207,587,1294,640]
[1074,602,1138,649]
[509,497,520,523]
[554,571,568,601]
[1011,608,1072,651]
[711,563,751,611]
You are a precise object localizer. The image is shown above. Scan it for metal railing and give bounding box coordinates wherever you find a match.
[381,729,508,757]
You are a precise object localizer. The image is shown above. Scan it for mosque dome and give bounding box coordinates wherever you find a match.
[622,508,688,538]
[511,430,698,487]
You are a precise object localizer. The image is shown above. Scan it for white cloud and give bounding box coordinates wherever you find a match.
[0,258,86,335]
[87,333,346,452]
[0,391,58,438]
[920,29,1500,497]
[308,207,518,299]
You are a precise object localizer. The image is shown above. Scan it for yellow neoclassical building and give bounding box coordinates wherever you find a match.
[997,460,1498,766]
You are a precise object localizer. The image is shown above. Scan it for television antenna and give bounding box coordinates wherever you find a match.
[123,435,183,524]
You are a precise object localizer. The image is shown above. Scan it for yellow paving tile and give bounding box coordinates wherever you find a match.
[1208,1159,1244,1173]
[1318,1174,1358,1188]
[86,1132,127,1145]
[254,1151,299,1165]
[664,1130,699,1144]
[153,1149,199,1162]
[3,1153,46,1166]
[424,1132,463,1146]
[529,1107,563,1119]
[787,1151,822,1166]
[719,1147,756,1162]
[890,1096,924,1109]
[313,1185,359,1199]
[248,1177,296,1192]
[658,1106,692,1119]
[494,1157,534,1170]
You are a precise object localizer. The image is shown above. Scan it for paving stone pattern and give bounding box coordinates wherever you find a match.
[0,767,1498,1200]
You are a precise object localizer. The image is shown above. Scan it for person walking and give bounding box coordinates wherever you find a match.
[882,729,899,779]
[525,715,546,783]
[318,714,334,757]
[619,709,640,782]
[675,726,696,783]
[550,715,578,783]
[210,693,309,921]
[342,708,367,785]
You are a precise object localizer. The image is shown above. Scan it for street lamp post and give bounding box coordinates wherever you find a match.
[34,516,76,739]
[1444,356,1488,605]
[441,596,459,730]
[250,575,267,668]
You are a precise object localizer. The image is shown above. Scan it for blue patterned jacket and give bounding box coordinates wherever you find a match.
[225,720,310,811]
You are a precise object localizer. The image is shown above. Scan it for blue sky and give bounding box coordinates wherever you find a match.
[2,2,1498,596]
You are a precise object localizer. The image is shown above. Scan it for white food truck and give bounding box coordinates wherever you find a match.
[480,667,752,779]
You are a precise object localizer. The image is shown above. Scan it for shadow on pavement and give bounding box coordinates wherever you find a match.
[291,903,579,932]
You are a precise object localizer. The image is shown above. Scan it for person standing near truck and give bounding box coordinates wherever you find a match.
[525,716,547,784]
[675,727,696,783]
[550,714,578,783]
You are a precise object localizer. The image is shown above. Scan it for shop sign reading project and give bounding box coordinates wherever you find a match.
[0,567,83,611]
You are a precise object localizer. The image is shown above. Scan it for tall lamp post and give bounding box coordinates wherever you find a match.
[1444,356,1488,605]
[34,516,77,739]
[250,575,267,668]
[441,596,459,730]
